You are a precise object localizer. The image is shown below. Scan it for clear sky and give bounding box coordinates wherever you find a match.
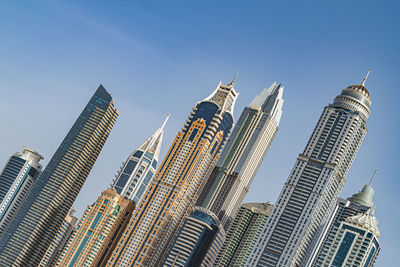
[0,1,398,266]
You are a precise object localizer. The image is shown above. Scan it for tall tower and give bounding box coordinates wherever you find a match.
[248,73,372,267]
[315,210,380,266]
[57,188,135,267]
[197,82,284,229]
[308,172,377,266]
[0,85,118,267]
[39,208,78,267]
[106,80,237,266]
[215,203,273,267]
[0,147,43,237]
[162,207,225,267]
[112,115,169,204]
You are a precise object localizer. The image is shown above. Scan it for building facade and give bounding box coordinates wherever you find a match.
[313,211,380,266]
[39,208,78,267]
[197,83,283,230]
[0,85,118,266]
[163,206,225,267]
[308,177,376,266]
[247,74,372,266]
[112,115,168,204]
[57,188,135,267]
[106,80,237,266]
[215,203,273,267]
[0,147,43,237]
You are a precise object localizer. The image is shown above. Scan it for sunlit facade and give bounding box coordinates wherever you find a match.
[0,147,43,237]
[57,188,135,267]
[248,75,372,266]
[0,85,118,266]
[39,208,78,267]
[197,82,283,230]
[106,80,237,266]
[112,115,168,204]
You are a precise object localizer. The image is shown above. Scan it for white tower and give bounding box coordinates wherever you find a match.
[247,72,372,267]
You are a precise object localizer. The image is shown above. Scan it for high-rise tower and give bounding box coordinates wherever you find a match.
[106,80,237,266]
[0,147,43,237]
[57,188,135,267]
[0,85,118,266]
[197,82,283,229]
[215,203,273,267]
[248,73,372,267]
[112,115,169,204]
[39,208,78,267]
[308,172,377,266]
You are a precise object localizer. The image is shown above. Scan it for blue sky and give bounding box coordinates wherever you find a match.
[0,1,398,265]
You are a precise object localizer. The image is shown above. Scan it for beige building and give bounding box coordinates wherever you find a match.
[57,188,134,267]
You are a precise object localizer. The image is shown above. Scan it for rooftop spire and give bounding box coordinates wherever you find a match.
[228,73,238,87]
[361,69,371,86]
[369,169,377,185]
[160,114,171,131]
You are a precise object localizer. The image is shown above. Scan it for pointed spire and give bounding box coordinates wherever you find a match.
[160,114,171,131]
[361,69,371,86]
[228,73,238,87]
[369,169,377,185]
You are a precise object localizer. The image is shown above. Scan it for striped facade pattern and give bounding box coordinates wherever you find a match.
[197,83,283,230]
[215,203,273,267]
[39,209,78,267]
[0,85,118,266]
[0,148,43,237]
[248,82,371,267]
[57,188,135,267]
[163,206,225,267]
[314,212,380,266]
[106,82,236,267]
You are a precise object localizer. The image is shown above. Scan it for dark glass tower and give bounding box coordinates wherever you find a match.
[0,85,118,266]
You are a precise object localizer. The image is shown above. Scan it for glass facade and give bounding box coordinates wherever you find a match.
[107,81,237,266]
[0,85,118,266]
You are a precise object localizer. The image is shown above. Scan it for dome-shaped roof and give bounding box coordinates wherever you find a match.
[331,72,372,121]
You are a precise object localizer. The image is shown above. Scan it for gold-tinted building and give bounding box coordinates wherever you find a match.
[57,188,135,267]
[107,80,237,266]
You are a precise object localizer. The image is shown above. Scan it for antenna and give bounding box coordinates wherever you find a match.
[160,114,171,131]
[361,69,371,86]
[369,169,377,185]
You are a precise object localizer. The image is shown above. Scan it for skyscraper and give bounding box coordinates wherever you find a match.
[215,203,273,267]
[248,73,372,267]
[0,147,43,237]
[112,115,169,204]
[0,85,118,266]
[308,172,377,266]
[197,82,284,229]
[313,210,380,266]
[39,208,78,267]
[162,206,225,267]
[106,79,237,266]
[57,188,135,267]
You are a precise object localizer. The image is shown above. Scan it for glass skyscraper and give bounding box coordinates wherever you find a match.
[308,174,378,266]
[215,203,273,267]
[162,207,225,267]
[0,147,43,237]
[57,188,135,267]
[106,79,237,266]
[0,85,118,266]
[248,74,372,266]
[112,115,168,204]
[197,82,284,230]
